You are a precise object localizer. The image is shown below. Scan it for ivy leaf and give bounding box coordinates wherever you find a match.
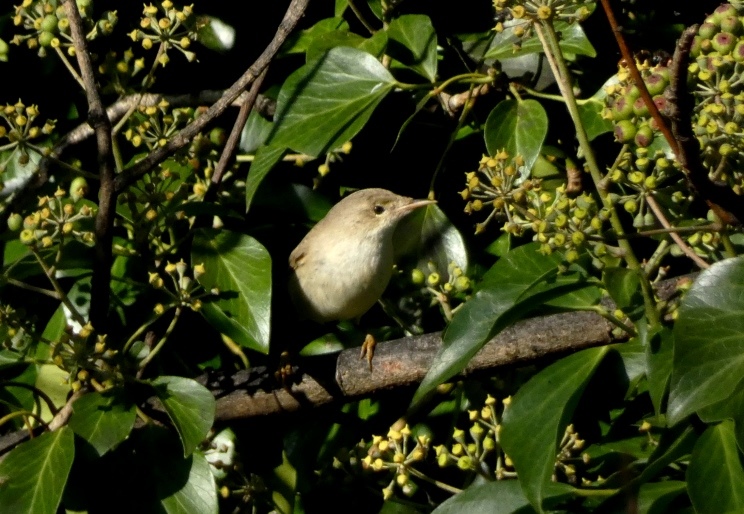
[577,77,616,141]
[192,229,272,353]
[69,389,136,456]
[411,244,590,407]
[269,47,396,157]
[500,346,609,512]
[432,480,535,513]
[485,21,596,60]
[0,427,75,514]
[687,420,744,513]
[484,99,548,174]
[387,14,438,81]
[698,379,744,452]
[668,257,744,425]
[280,17,350,56]
[151,376,216,457]
[245,144,286,212]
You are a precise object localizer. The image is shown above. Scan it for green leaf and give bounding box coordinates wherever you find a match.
[68,389,136,456]
[411,243,589,407]
[387,15,438,81]
[196,16,236,52]
[668,257,744,425]
[281,17,350,56]
[160,450,217,514]
[151,376,216,457]
[394,203,469,276]
[239,109,274,154]
[245,144,286,212]
[0,426,75,514]
[699,379,744,453]
[269,47,396,157]
[637,481,686,514]
[306,30,369,62]
[484,99,548,174]
[500,346,608,512]
[432,480,536,513]
[577,77,616,141]
[602,267,641,313]
[192,229,272,353]
[687,420,744,514]
[642,323,674,418]
[485,21,596,61]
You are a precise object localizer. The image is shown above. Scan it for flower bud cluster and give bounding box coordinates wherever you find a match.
[492,0,593,38]
[412,261,471,299]
[124,99,194,150]
[461,150,537,235]
[128,1,198,65]
[688,2,744,193]
[52,327,119,393]
[8,180,95,248]
[0,100,56,187]
[150,259,214,313]
[0,303,34,353]
[11,0,116,58]
[98,49,147,95]
[553,424,590,485]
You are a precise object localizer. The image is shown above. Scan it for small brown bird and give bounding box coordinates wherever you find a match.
[288,188,436,367]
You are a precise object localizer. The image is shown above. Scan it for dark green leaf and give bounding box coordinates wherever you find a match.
[306,30,369,62]
[281,17,349,55]
[484,99,548,173]
[395,204,469,276]
[160,450,217,514]
[239,109,273,154]
[411,243,588,407]
[192,229,272,353]
[245,144,286,212]
[643,323,674,418]
[500,346,608,512]
[432,480,536,514]
[699,379,744,453]
[577,78,615,141]
[269,47,396,157]
[687,420,744,514]
[69,389,136,456]
[637,481,686,514]
[668,257,744,425]
[485,21,596,61]
[387,15,438,81]
[196,16,236,52]
[602,267,641,313]
[0,426,74,514]
[151,376,216,457]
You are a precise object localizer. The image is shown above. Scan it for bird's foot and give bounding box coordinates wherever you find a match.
[360,333,376,372]
[274,351,294,388]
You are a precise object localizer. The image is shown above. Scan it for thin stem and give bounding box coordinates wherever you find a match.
[645,195,709,269]
[348,0,377,34]
[406,467,463,495]
[138,306,182,371]
[2,382,60,416]
[535,21,660,328]
[0,409,49,431]
[5,277,60,299]
[30,247,87,326]
[54,46,85,89]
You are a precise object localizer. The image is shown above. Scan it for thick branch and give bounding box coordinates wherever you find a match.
[112,0,310,193]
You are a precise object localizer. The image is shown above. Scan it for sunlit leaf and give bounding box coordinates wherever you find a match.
[484,99,548,173]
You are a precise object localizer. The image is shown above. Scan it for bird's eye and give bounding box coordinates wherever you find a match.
[373,205,385,215]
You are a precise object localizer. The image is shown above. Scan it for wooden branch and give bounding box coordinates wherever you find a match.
[63,0,117,330]
[214,310,616,420]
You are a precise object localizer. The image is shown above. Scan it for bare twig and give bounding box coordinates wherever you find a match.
[112,0,310,193]
[211,67,269,189]
[646,195,710,269]
[63,0,117,330]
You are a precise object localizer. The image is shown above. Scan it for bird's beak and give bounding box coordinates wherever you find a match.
[396,198,437,215]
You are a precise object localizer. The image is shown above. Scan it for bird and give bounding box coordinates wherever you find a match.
[288,188,436,369]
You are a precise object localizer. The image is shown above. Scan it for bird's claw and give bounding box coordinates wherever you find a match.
[360,334,376,372]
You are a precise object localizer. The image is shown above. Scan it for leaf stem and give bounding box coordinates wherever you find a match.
[138,306,182,372]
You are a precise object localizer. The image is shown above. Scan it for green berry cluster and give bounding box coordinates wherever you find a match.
[8,179,95,248]
[689,2,744,193]
[0,100,56,187]
[11,0,115,58]
[128,1,198,66]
